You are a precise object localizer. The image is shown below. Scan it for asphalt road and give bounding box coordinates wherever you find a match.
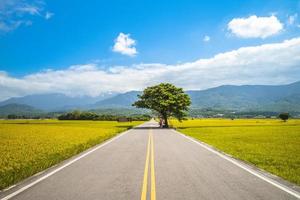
[1,121,299,200]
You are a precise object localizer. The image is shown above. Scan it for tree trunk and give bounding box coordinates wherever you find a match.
[163,115,169,128]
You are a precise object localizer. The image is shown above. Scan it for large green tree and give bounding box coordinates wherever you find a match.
[133,83,191,128]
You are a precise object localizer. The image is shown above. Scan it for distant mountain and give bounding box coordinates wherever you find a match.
[93,91,141,108]
[0,81,299,114]
[0,104,44,117]
[187,81,300,111]
[92,81,300,112]
[0,93,117,111]
[260,93,300,112]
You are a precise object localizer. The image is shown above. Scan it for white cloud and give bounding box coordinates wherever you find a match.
[203,35,210,42]
[287,13,299,27]
[15,5,40,15]
[112,32,137,56]
[0,20,32,32]
[1,37,300,100]
[288,13,298,25]
[288,14,297,25]
[228,15,283,39]
[45,12,54,20]
[0,21,22,32]
[0,0,52,32]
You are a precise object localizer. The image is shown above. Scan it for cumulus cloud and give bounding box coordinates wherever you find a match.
[1,37,300,100]
[112,32,137,56]
[203,35,210,42]
[228,15,283,38]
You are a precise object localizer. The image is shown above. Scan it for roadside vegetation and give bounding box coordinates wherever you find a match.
[0,120,143,190]
[172,119,300,185]
[57,111,151,121]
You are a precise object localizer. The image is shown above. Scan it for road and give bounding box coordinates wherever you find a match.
[1,121,299,200]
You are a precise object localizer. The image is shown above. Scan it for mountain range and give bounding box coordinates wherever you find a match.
[92,81,300,112]
[0,92,116,111]
[0,104,43,117]
[0,81,299,116]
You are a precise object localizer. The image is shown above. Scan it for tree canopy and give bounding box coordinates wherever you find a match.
[278,112,289,121]
[133,83,191,127]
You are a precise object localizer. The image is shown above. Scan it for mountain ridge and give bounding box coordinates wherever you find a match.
[91,81,300,112]
[0,81,299,113]
[0,104,44,117]
[0,92,117,111]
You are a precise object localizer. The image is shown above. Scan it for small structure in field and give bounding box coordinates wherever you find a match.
[254,115,266,119]
[117,117,131,122]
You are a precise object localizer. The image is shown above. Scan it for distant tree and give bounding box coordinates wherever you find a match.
[57,111,151,121]
[278,113,289,121]
[132,83,191,128]
[7,114,18,119]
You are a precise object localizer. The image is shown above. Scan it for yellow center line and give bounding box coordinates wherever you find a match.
[150,130,156,200]
[141,132,151,200]
[141,129,157,200]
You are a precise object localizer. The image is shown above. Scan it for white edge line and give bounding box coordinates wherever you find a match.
[1,129,132,200]
[172,129,300,199]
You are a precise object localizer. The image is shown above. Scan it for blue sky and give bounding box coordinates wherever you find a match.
[0,0,300,99]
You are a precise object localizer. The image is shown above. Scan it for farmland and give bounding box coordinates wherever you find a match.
[0,120,143,190]
[171,119,300,185]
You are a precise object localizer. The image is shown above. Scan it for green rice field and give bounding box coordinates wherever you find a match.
[0,120,143,190]
[171,119,300,185]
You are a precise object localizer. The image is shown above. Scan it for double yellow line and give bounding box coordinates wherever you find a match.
[141,129,156,200]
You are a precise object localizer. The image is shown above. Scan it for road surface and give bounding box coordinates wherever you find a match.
[1,121,299,200]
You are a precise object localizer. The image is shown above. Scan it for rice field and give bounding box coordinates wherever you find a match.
[0,120,143,190]
[171,119,300,185]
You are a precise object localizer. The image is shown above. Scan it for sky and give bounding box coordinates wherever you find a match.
[0,0,300,100]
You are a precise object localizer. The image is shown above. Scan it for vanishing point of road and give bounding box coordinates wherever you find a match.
[1,120,299,200]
